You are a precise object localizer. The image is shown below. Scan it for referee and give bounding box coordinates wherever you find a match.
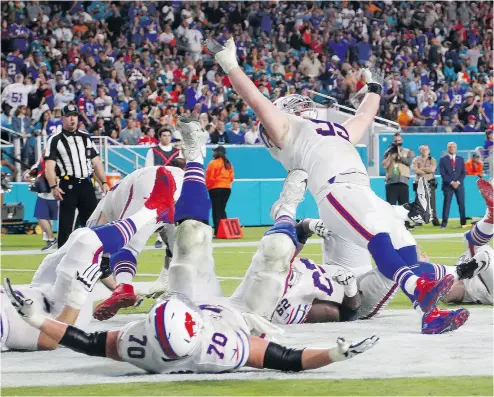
[45,104,109,248]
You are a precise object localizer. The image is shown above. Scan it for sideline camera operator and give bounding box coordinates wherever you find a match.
[382,133,414,225]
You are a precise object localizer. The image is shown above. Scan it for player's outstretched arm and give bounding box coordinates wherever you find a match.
[206,38,289,149]
[246,334,378,371]
[4,277,121,358]
[343,69,383,145]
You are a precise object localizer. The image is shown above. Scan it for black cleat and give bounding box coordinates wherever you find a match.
[456,251,490,280]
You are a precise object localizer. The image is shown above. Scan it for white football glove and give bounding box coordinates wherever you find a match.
[361,68,384,87]
[67,262,102,309]
[328,335,379,363]
[309,219,331,240]
[332,269,358,297]
[3,278,45,329]
[205,37,239,74]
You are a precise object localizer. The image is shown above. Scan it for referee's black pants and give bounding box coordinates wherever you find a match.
[209,188,231,236]
[57,178,98,248]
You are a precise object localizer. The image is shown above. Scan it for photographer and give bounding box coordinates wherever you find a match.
[382,133,414,227]
[413,145,440,226]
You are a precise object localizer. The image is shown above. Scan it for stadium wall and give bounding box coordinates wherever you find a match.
[4,176,486,227]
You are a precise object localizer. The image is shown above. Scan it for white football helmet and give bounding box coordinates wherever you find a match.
[273,94,318,119]
[145,294,203,360]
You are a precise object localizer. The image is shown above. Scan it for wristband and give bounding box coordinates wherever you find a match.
[50,185,57,190]
[367,83,382,95]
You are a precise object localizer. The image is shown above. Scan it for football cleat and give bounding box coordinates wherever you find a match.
[93,283,137,321]
[144,167,176,223]
[422,307,470,335]
[177,117,208,161]
[477,179,493,224]
[456,250,491,280]
[414,274,454,315]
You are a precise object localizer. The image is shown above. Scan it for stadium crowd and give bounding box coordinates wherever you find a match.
[1,0,493,166]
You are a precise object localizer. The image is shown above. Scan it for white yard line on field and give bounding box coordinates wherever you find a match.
[0,233,464,256]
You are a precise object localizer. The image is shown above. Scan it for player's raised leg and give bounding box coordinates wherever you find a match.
[166,117,222,302]
[465,179,493,255]
[93,167,176,320]
[229,169,308,320]
[404,260,470,334]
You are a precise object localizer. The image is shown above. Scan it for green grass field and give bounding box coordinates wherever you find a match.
[1,224,492,396]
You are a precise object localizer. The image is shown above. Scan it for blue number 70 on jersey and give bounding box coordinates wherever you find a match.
[311,120,350,141]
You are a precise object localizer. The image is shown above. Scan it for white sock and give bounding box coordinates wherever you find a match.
[188,156,204,165]
[414,305,424,317]
[476,215,494,236]
[126,207,157,230]
[404,275,419,295]
[116,272,133,285]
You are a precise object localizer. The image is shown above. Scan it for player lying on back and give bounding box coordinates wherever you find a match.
[86,165,184,320]
[440,178,493,306]
[4,119,379,373]
[1,167,176,351]
[207,38,455,327]
[246,178,469,334]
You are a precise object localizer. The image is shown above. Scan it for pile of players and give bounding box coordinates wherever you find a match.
[2,39,492,375]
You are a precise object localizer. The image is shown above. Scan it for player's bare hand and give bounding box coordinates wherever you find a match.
[3,278,45,328]
[101,183,110,195]
[51,186,64,201]
[329,335,379,362]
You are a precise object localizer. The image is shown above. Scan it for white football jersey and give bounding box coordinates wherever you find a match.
[117,304,250,374]
[463,276,493,305]
[89,166,184,224]
[266,115,367,201]
[272,258,344,325]
[323,234,373,278]
[2,83,36,107]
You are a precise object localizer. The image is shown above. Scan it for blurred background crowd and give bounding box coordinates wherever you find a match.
[1,0,493,169]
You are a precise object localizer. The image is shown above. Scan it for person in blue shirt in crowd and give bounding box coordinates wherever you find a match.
[226,119,245,144]
[421,96,440,127]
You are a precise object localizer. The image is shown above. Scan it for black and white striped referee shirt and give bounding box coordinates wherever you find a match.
[44,129,99,178]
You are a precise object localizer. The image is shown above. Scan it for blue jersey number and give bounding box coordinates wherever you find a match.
[311,120,350,141]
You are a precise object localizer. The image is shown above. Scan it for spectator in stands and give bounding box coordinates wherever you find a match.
[481,90,493,126]
[484,129,493,178]
[53,84,75,109]
[465,152,484,176]
[119,118,141,145]
[381,133,414,228]
[226,120,245,144]
[397,103,414,129]
[439,142,466,228]
[138,127,158,146]
[459,92,481,124]
[412,145,440,226]
[206,146,234,237]
[210,120,229,144]
[463,115,481,132]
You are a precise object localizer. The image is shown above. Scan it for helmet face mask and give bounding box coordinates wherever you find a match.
[146,293,203,360]
[273,94,318,119]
